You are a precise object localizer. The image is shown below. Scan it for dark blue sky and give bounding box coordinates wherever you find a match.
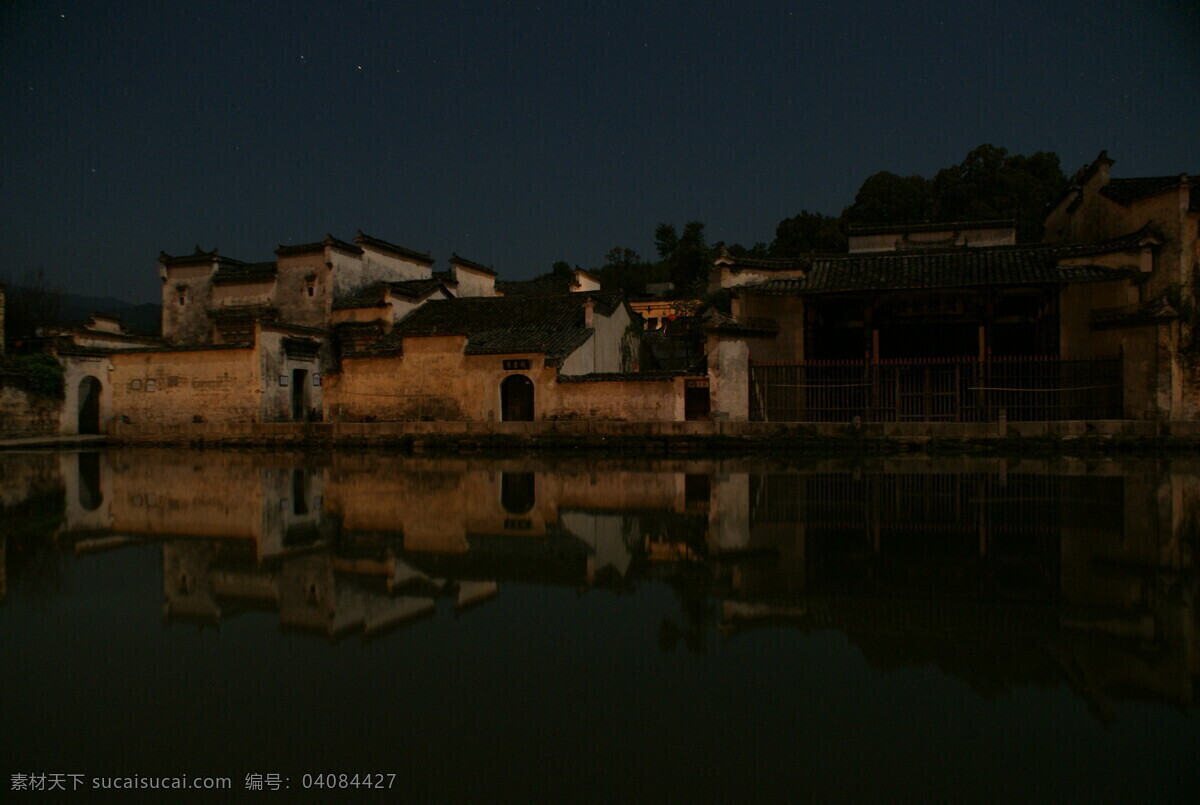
[2,0,1197,303]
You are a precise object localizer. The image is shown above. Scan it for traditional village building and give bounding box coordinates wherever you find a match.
[495,267,600,297]
[1043,152,1199,417]
[327,291,690,422]
[11,224,702,434]
[38,313,163,434]
[6,151,1196,436]
[710,166,1194,423]
[846,219,1018,253]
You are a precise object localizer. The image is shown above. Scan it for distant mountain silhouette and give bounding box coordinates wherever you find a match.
[59,291,161,335]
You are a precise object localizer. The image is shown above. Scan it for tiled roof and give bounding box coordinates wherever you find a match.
[720,253,813,273]
[496,276,576,296]
[333,279,448,310]
[742,257,1135,296]
[375,292,624,364]
[389,279,445,299]
[1051,223,1160,257]
[276,235,363,257]
[703,310,780,336]
[732,229,1152,296]
[212,261,277,285]
[332,283,387,310]
[353,231,433,264]
[556,371,687,383]
[159,246,219,267]
[465,326,593,361]
[206,305,279,321]
[1090,295,1179,329]
[845,219,1015,236]
[1100,175,1194,205]
[449,252,498,276]
[333,321,385,333]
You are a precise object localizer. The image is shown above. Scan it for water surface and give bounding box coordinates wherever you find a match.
[2,449,1197,800]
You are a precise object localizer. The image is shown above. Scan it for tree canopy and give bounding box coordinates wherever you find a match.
[842,144,1067,241]
[770,210,847,257]
[568,144,1067,295]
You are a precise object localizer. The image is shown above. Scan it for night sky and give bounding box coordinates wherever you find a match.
[2,0,1197,304]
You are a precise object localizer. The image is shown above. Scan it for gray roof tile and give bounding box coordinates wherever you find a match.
[733,229,1150,296]
[375,292,624,365]
[1100,176,1195,205]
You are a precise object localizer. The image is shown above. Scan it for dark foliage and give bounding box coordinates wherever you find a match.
[1,352,65,398]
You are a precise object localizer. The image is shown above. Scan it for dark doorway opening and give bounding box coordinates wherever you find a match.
[684,383,710,420]
[78,376,102,434]
[292,469,309,516]
[878,322,977,359]
[291,369,308,420]
[501,472,535,514]
[501,374,534,421]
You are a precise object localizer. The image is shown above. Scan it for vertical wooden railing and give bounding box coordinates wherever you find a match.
[749,356,1123,422]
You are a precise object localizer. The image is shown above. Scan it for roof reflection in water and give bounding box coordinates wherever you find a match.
[2,448,1197,720]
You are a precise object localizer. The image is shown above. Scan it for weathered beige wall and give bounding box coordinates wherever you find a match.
[451,264,497,297]
[161,262,215,344]
[717,265,804,290]
[848,225,1015,253]
[1046,174,1198,301]
[1059,281,1138,357]
[331,307,387,326]
[548,378,681,421]
[0,376,61,436]
[110,346,262,424]
[211,279,275,311]
[69,332,160,351]
[259,330,326,422]
[275,255,330,330]
[329,337,544,421]
[358,243,433,284]
[574,271,601,292]
[707,334,751,421]
[59,354,112,435]
[330,336,686,422]
[737,295,804,361]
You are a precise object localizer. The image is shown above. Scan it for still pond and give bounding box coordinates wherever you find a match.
[1,449,1197,800]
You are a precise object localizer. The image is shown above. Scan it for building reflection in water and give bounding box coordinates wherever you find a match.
[1,449,1196,720]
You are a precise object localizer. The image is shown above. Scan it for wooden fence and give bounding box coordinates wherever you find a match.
[749,356,1123,422]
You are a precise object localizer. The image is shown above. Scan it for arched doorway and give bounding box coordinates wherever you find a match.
[78,452,103,511]
[78,376,102,434]
[500,374,534,421]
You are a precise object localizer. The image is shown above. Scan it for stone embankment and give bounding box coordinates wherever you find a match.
[0,419,1173,455]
